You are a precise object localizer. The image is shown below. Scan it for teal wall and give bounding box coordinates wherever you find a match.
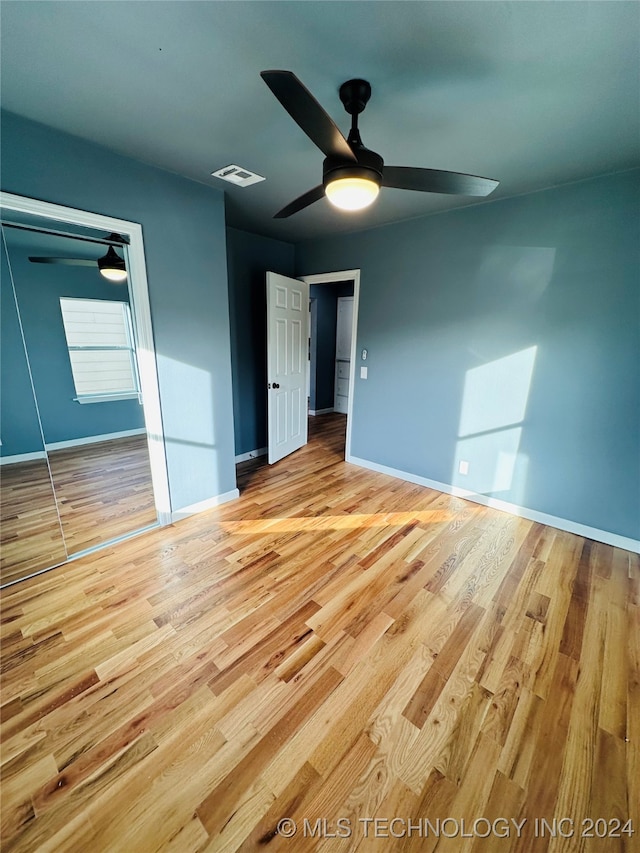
[296,170,640,541]
[226,227,295,456]
[1,110,236,511]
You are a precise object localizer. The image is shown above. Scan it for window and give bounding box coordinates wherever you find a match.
[59,297,141,404]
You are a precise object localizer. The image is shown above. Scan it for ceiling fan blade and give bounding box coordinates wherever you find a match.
[28,256,96,266]
[382,166,499,197]
[274,185,325,219]
[261,70,356,162]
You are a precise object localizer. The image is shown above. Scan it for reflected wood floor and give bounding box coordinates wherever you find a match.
[47,434,157,554]
[0,460,68,586]
[1,435,157,587]
[1,414,638,852]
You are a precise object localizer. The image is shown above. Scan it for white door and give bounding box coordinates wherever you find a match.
[267,272,310,464]
[334,297,353,414]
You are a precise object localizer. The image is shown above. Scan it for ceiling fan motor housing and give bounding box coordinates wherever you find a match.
[339,79,372,115]
[322,148,384,190]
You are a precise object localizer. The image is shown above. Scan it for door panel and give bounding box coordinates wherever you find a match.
[290,387,302,438]
[267,272,309,464]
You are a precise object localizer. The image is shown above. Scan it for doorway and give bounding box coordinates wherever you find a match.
[301,269,360,462]
[309,283,354,415]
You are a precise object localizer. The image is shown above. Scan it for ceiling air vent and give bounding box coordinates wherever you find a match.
[211,165,265,187]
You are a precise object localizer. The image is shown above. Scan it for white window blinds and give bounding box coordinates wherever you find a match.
[59,298,140,402]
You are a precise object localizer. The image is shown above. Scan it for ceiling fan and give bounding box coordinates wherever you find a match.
[261,70,499,218]
[28,233,129,282]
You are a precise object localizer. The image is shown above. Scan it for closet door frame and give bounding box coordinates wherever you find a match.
[0,191,171,526]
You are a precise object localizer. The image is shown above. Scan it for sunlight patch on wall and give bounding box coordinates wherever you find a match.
[157,355,215,447]
[453,346,537,500]
[156,353,225,506]
[459,346,537,436]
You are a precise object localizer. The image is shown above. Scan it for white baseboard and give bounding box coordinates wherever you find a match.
[46,428,146,451]
[171,488,240,522]
[235,447,267,463]
[0,450,48,466]
[347,455,640,554]
[0,430,147,462]
[309,407,334,416]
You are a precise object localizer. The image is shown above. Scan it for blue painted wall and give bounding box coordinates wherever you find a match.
[4,232,144,447]
[1,110,237,510]
[296,170,640,541]
[0,239,44,457]
[226,227,295,456]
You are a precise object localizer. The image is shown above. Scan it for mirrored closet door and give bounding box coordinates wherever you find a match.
[0,236,68,584]
[1,210,162,586]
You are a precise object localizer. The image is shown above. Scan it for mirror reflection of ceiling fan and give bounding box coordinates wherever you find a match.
[261,70,500,218]
[28,233,129,282]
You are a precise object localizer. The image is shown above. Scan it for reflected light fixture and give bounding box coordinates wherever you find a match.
[98,246,127,282]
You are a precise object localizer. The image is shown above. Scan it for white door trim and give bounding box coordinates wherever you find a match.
[0,191,171,524]
[299,269,360,461]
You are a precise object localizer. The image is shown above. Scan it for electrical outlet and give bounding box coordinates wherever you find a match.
[458,460,469,475]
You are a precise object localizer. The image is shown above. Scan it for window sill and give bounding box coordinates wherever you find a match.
[74,393,142,405]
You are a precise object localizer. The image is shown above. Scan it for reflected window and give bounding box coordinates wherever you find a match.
[59,297,141,403]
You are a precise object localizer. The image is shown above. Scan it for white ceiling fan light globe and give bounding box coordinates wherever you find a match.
[98,245,127,282]
[325,176,380,211]
[99,267,128,283]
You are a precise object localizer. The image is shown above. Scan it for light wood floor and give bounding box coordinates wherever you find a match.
[1,414,637,852]
[1,435,157,586]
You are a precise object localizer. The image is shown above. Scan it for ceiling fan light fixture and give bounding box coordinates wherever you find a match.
[323,161,382,213]
[325,175,380,211]
[98,246,127,282]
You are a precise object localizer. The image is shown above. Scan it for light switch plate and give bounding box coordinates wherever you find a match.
[360,366,368,379]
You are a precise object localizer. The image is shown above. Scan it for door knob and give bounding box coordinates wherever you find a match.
[273,382,280,389]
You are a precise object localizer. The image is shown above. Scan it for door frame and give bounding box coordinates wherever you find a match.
[0,191,171,525]
[299,269,360,462]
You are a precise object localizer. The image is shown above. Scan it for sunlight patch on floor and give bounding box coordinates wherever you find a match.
[216,509,456,535]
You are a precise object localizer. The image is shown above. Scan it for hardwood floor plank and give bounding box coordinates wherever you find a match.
[236,761,323,852]
[516,653,579,852]
[1,414,635,852]
[196,666,343,836]
[403,602,484,729]
[434,733,502,853]
[583,728,627,853]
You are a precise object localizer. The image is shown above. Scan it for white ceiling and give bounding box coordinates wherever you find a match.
[1,1,638,242]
